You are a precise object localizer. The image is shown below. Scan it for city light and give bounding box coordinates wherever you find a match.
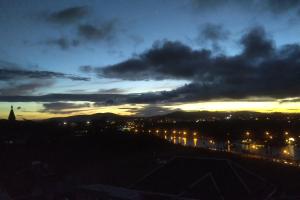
[289,137,295,142]
[193,138,198,147]
[286,137,295,144]
[265,131,269,136]
[283,149,290,155]
[4,2,300,196]
[182,137,187,146]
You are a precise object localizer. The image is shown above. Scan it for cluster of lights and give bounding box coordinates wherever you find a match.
[265,131,273,140]
[283,149,290,155]
[142,129,199,137]
[285,137,295,144]
[124,126,300,168]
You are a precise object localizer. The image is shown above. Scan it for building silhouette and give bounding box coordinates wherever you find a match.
[8,106,16,121]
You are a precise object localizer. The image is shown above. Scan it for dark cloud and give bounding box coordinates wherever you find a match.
[0,81,53,96]
[43,102,91,112]
[197,23,230,51]
[0,62,89,81]
[78,20,117,41]
[91,26,300,102]
[47,6,89,24]
[93,99,116,106]
[97,88,125,94]
[2,26,300,104]
[0,93,130,103]
[0,61,89,95]
[98,40,212,80]
[129,105,178,117]
[45,37,80,50]
[265,0,300,14]
[40,102,93,114]
[191,0,300,14]
[44,6,118,48]
[240,26,274,59]
[198,23,229,42]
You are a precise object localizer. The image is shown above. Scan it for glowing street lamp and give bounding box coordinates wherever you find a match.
[285,131,289,136]
[289,137,295,142]
[283,149,290,155]
[269,135,273,139]
[265,131,269,136]
[286,137,295,144]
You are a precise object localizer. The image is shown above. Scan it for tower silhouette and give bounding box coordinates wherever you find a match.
[8,106,16,121]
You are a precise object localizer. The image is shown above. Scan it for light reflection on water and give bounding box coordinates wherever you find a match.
[193,138,198,147]
[164,135,300,161]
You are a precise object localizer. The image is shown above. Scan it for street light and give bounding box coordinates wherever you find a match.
[265,131,269,136]
[286,137,295,144]
[283,149,290,155]
[246,131,250,136]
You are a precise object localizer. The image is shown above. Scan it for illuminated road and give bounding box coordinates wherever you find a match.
[163,135,300,168]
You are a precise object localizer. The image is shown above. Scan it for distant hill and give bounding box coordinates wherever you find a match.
[46,112,128,122]
[160,110,300,121]
[44,110,300,122]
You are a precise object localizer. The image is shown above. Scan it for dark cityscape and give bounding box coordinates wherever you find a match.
[1,0,300,199]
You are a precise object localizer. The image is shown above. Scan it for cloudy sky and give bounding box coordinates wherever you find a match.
[1,0,300,119]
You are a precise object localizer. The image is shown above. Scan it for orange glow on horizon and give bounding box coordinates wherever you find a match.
[1,100,300,120]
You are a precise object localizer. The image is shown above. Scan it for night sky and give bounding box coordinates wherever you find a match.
[1,0,300,119]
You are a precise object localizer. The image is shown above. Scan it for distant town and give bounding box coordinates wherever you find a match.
[2,106,300,164]
[1,105,300,199]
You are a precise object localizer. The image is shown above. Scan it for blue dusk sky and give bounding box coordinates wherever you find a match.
[1,0,300,119]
